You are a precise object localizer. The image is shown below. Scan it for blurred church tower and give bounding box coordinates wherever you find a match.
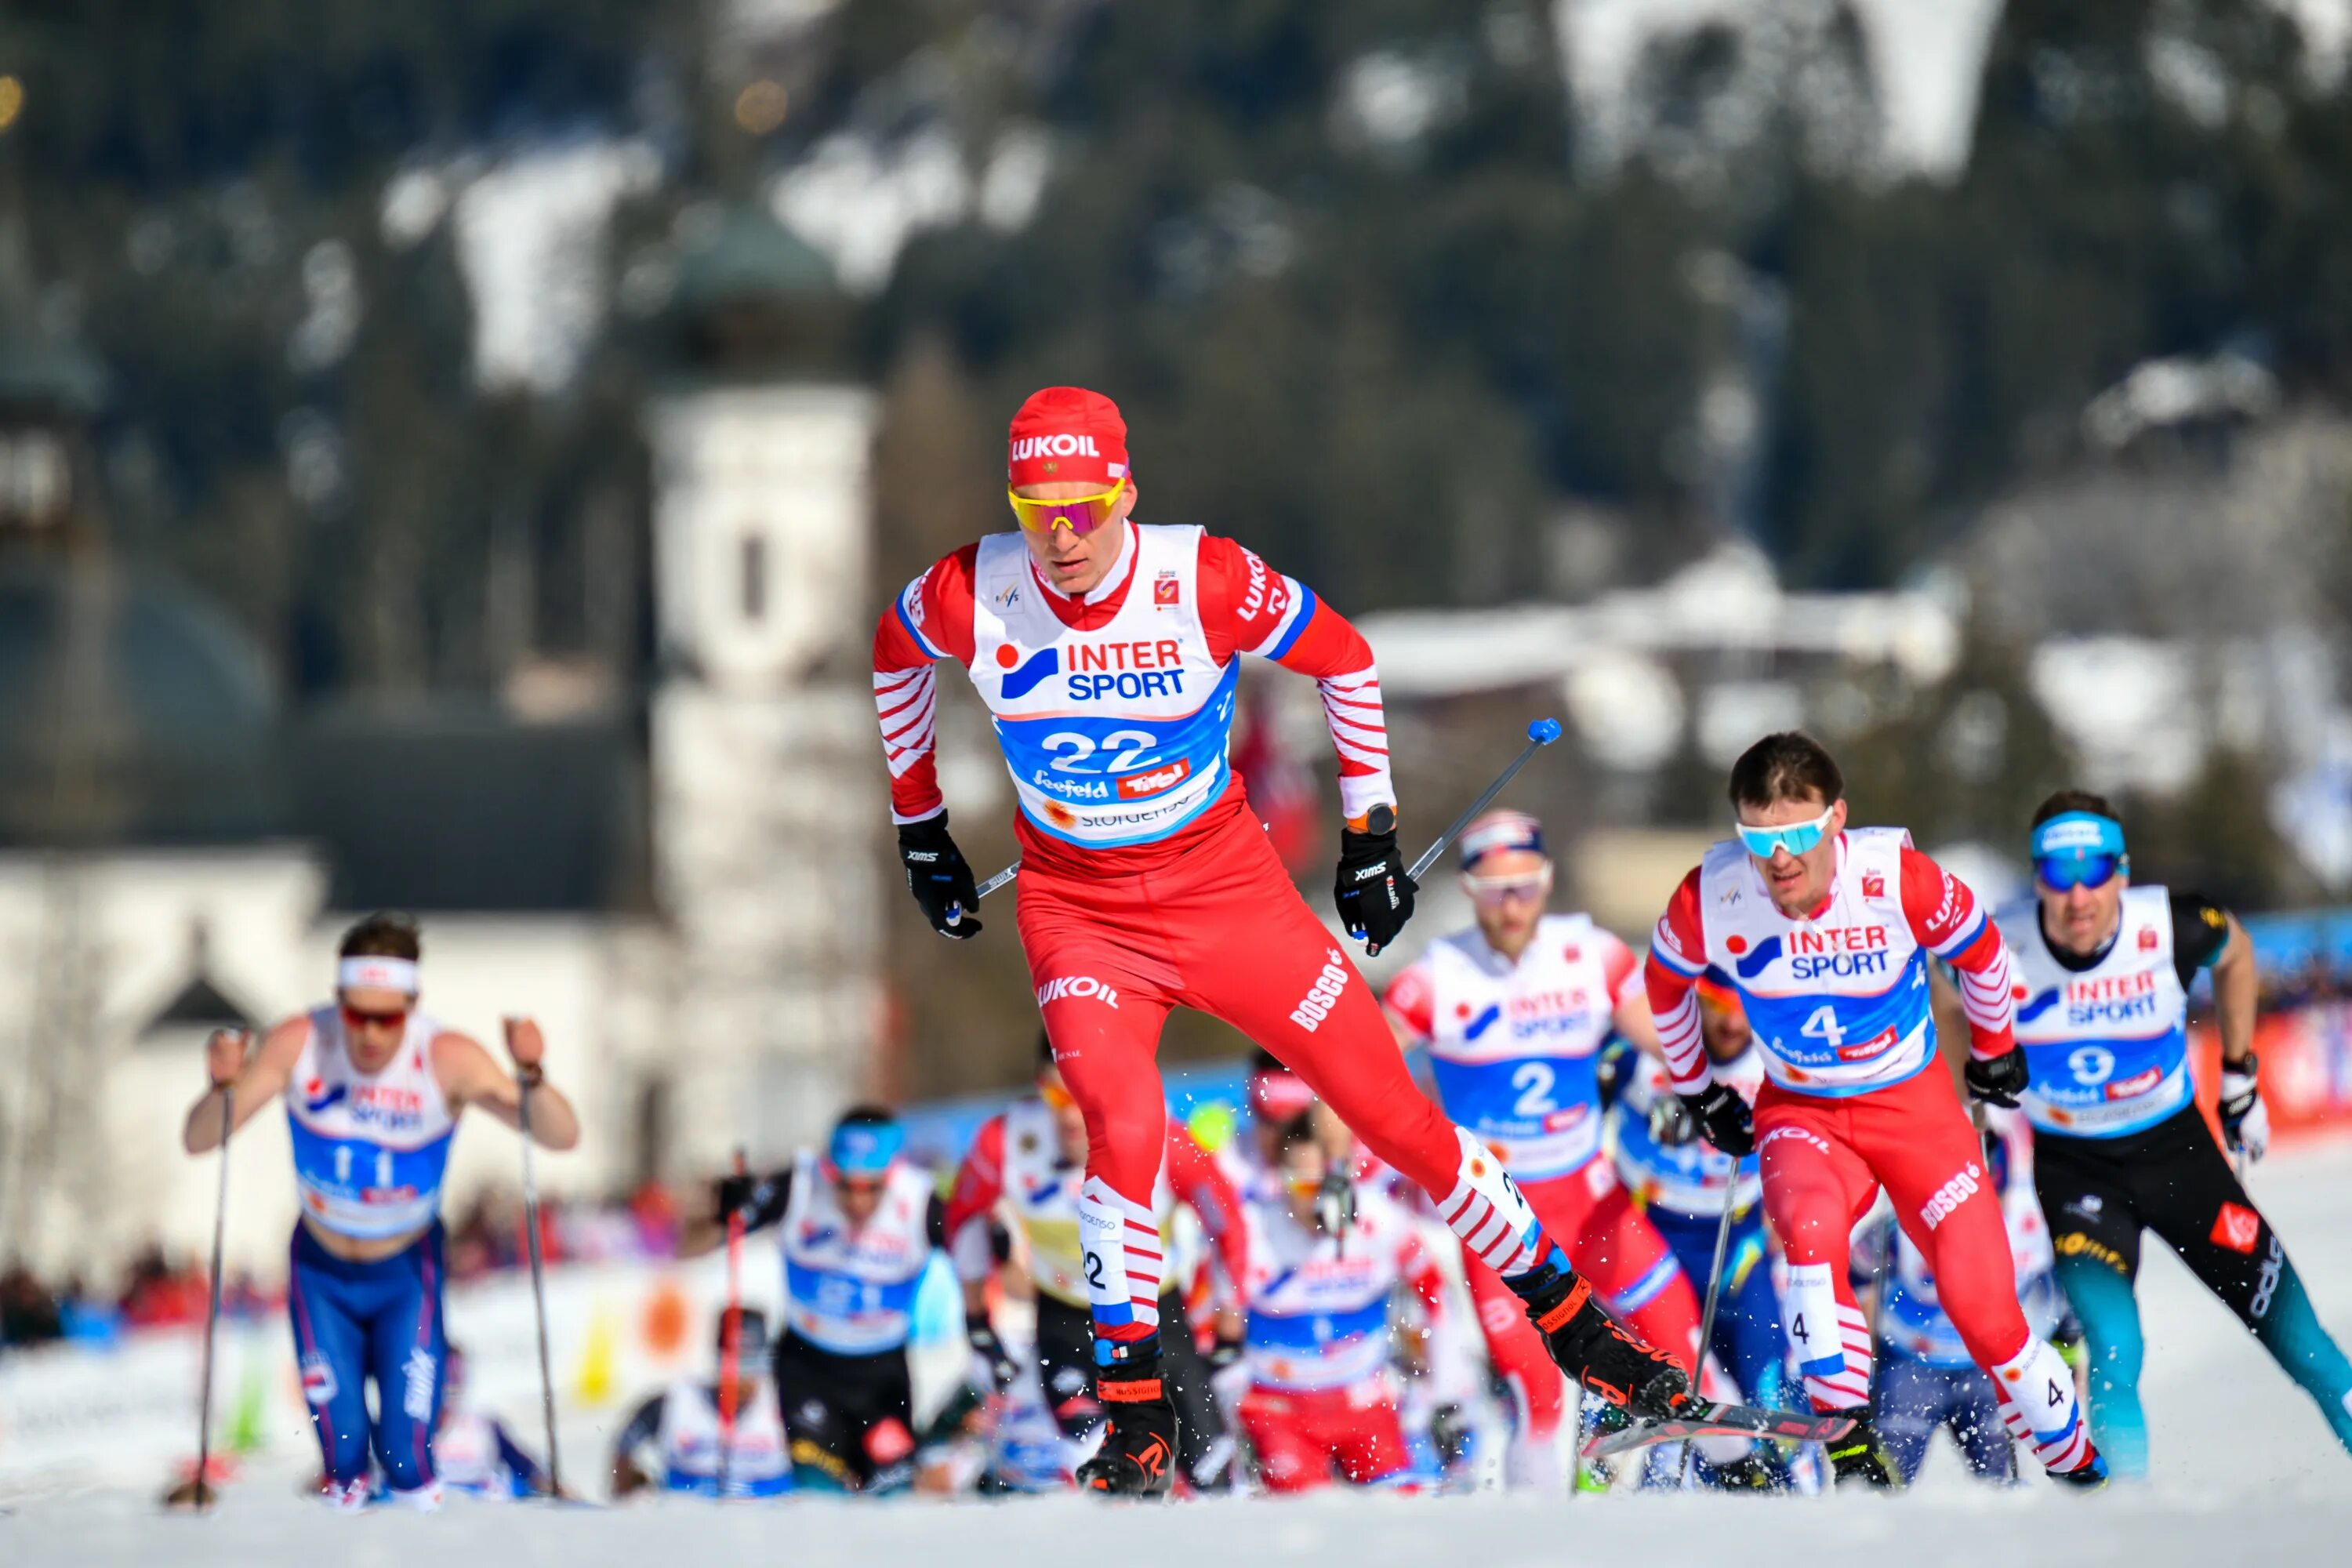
[637,207,884,1172]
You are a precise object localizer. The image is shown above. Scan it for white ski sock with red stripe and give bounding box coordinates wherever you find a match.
[1078,1176,1165,1341]
[1784,1262,1873,1410]
[1436,1127,1546,1277]
[1992,1336,2094,1474]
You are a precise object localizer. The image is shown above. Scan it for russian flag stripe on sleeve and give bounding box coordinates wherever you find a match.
[1650,933,1706,978]
[1261,583,1316,659]
[1927,903,1987,959]
[895,587,948,662]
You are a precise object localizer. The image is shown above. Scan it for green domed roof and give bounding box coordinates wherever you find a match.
[0,561,278,842]
[0,329,108,418]
[673,205,838,314]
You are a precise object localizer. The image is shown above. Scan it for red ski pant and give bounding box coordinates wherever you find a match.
[1022,809,1526,1340]
[1238,1383,1412,1492]
[1461,1158,1705,1442]
[1755,1067,2032,1411]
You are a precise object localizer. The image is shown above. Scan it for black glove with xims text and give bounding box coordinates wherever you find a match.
[1965,1048,2028,1109]
[898,811,984,939]
[1334,806,1417,954]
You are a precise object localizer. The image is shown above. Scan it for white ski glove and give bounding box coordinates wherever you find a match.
[2219,1054,2268,1164]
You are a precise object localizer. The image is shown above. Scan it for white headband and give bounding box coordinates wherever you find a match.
[339,956,419,995]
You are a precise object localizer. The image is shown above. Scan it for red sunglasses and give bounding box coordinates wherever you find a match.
[341,1003,409,1029]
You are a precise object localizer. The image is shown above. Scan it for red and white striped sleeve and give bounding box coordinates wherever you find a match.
[1397,1222,1446,1323]
[1200,536,1396,826]
[942,1113,1008,1284]
[1594,928,1642,1008]
[871,546,978,826]
[1380,958,1436,1043]
[1644,868,1713,1094]
[1164,1123,1250,1306]
[1900,846,2017,1060]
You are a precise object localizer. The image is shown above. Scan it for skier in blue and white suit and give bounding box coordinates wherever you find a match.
[183,912,581,1510]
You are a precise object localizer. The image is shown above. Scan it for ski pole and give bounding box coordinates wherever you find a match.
[1966,1098,2024,1483]
[976,717,1567,907]
[191,1042,241,1512]
[717,1148,748,1499]
[1676,1169,1743,1488]
[1403,718,1565,883]
[514,1054,564,1497]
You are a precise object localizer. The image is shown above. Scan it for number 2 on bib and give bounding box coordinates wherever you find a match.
[1510,1061,1559,1118]
[1042,728,1162,776]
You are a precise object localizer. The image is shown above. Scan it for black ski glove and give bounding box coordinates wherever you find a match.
[1334,807,1417,953]
[1679,1083,1755,1157]
[898,812,983,939]
[1647,1093,1698,1148]
[715,1171,754,1219]
[715,1171,775,1222]
[1965,1048,2028,1109]
[1595,1038,1633,1113]
[966,1314,1018,1394]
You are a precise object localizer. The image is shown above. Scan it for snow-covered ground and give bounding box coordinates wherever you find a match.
[13,1140,2352,1565]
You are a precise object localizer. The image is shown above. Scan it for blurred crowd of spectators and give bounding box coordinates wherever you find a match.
[443,1178,684,1279]
[2259,955,2352,1012]
[1,1179,688,1353]
[0,1245,277,1351]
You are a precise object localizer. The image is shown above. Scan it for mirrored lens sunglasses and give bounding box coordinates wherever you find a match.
[2035,854,2121,892]
[1007,477,1127,536]
[1734,807,1835,860]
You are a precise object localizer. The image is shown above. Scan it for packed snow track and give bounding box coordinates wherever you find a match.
[11,1141,2352,1566]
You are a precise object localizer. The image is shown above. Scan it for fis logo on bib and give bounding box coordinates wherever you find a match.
[1919,1161,1982,1231]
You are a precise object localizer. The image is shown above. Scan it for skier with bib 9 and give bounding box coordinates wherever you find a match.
[872,386,1692,1494]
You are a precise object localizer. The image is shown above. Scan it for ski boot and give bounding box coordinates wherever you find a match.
[1514,1257,1692,1420]
[1076,1352,1178,1497]
[1707,1451,1784,1492]
[1824,1415,1903,1490]
[2049,1446,2109,1491]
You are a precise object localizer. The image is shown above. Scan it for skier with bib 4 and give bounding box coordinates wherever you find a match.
[1642,734,2105,1490]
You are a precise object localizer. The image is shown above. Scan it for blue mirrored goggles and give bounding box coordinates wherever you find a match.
[2034,854,2122,892]
[827,1121,904,1178]
[1734,807,1835,860]
[2029,811,2127,892]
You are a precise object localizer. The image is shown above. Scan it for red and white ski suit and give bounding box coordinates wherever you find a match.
[1645,829,2094,1473]
[874,524,1559,1348]
[1384,920,1707,1461]
[1236,1187,1440,1492]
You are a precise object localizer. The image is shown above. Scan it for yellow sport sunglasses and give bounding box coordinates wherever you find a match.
[1007,476,1127,535]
